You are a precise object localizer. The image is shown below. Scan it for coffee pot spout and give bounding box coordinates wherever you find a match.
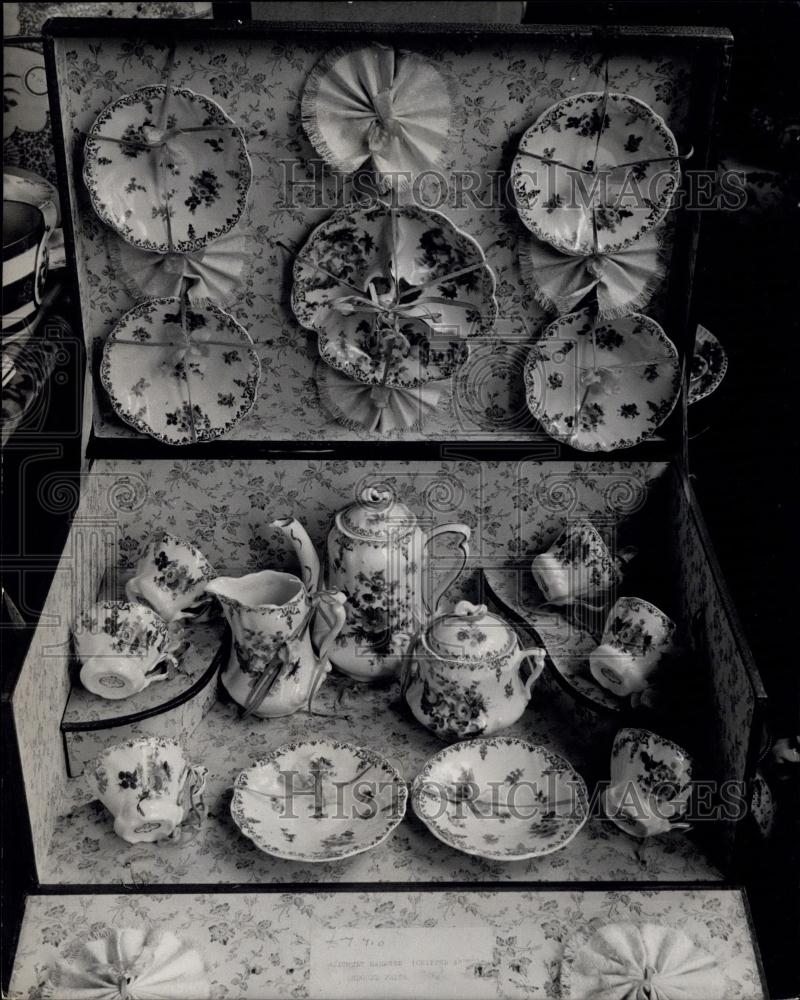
[271,517,321,593]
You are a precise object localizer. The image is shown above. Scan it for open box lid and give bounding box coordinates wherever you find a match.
[42,18,732,461]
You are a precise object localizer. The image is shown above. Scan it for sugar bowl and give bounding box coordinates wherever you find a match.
[401,601,545,740]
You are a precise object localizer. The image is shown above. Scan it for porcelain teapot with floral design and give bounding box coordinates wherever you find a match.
[401,601,545,740]
[273,487,471,681]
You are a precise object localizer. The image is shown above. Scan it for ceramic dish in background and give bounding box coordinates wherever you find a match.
[689,323,728,404]
[524,308,680,452]
[411,737,589,860]
[83,85,251,253]
[292,201,497,388]
[511,91,680,255]
[100,296,260,445]
[230,740,408,862]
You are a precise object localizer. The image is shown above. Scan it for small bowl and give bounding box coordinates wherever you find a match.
[411,737,588,861]
[230,740,407,862]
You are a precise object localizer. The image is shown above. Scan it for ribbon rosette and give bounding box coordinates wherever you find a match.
[302,44,459,188]
[561,922,723,1000]
[42,928,210,999]
[292,201,497,391]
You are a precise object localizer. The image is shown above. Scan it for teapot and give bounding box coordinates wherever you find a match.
[401,601,545,740]
[272,486,471,681]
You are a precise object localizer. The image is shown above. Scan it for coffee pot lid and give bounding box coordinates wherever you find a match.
[427,601,516,660]
[337,485,417,540]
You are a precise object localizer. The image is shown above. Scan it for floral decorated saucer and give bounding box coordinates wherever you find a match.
[689,323,728,404]
[292,201,497,388]
[512,92,680,255]
[100,297,260,444]
[411,737,588,860]
[524,308,680,451]
[230,740,408,862]
[84,85,251,253]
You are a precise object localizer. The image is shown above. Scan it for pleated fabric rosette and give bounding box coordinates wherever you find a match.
[108,229,254,308]
[560,922,724,1000]
[293,200,496,430]
[42,928,210,999]
[519,229,666,321]
[301,44,459,189]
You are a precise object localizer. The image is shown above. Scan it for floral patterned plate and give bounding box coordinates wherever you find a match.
[411,737,589,860]
[292,201,497,388]
[524,308,680,452]
[511,92,680,255]
[84,85,251,253]
[100,297,260,444]
[689,323,728,404]
[230,740,408,862]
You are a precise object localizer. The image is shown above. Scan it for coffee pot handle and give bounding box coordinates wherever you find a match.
[314,591,347,665]
[422,524,471,616]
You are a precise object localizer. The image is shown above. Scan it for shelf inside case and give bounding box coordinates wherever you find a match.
[44,645,721,885]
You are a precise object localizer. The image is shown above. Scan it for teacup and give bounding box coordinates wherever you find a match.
[75,600,180,700]
[125,532,216,623]
[531,521,633,605]
[589,596,676,697]
[88,736,207,844]
[603,727,692,838]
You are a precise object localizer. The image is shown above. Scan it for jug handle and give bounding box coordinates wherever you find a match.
[517,647,546,698]
[422,524,471,616]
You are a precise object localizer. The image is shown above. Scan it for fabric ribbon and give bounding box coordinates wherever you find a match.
[520,230,665,320]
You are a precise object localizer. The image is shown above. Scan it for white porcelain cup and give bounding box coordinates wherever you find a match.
[87,736,206,844]
[531,521,633,605]
[125,531,216,623]
[603,727,692,838]
[589,596,676,697]
[75,600,180,700]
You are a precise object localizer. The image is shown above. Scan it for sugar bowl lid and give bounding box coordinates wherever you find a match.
[337,486,417,540]
[427,601,517,661]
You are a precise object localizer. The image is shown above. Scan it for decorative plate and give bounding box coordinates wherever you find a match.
[411,737,588,860]
[84,85,251,253]
[100,297,260,444]
[524,308,680,452]
[689,323,728,404]
[230,740,408,862]
[292,201,497,388]
[511,92,680,255]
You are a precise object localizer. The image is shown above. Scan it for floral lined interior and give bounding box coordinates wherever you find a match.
[51,34,691,441]
[9,889,765,999]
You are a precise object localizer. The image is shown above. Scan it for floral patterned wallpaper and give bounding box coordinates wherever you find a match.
[9,889,766,999]
[49,31,693,442]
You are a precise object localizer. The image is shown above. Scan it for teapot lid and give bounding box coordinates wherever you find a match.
[427,601,517,661]
[337,486,417,540]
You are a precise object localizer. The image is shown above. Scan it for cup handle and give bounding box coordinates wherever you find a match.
[148,650,179,683]
[422,523,471,616]
[518,647,546,697]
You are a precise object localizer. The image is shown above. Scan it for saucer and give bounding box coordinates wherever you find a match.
[84,85,251,253]
[512,91,680,255]
[524,308,680,451]
[411,737,588,860]
[231,740,407,862]
[292,201,497,388]
[689,324,728,404]
[100,297,260,444]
